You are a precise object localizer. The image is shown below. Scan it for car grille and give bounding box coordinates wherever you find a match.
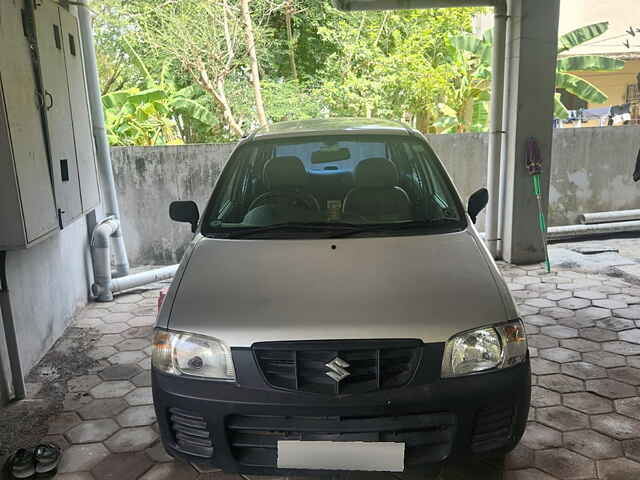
[253,340,422,395]
[227,411,456,468]
[169,407,214,458]
[471,404,514,453]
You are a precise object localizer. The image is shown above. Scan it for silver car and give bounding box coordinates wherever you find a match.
[152,118,530,476]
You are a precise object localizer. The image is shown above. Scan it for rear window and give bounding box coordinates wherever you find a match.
[201,134,466,238]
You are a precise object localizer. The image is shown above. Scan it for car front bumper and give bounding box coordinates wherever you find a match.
[152,357,530,476]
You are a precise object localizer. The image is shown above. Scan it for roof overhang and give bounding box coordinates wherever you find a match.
[333,0,496,10]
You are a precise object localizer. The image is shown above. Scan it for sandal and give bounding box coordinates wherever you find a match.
[5,448,35,479]
[34,444,61,477]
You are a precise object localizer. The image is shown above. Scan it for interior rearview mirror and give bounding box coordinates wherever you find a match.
[170,201,200,233]
[468,188,489,224]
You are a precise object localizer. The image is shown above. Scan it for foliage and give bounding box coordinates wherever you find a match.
[453,22,625,122]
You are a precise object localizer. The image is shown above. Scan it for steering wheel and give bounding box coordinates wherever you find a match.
[248,191,320,213]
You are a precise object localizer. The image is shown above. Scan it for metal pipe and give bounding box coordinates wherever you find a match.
[485,1,507,259]
[548,220,640,241]
[578,210,640,225]
[77,0,129,278]
[111,265,179,294]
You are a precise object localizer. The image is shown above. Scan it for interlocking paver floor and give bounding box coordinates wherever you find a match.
[5,258,640,479]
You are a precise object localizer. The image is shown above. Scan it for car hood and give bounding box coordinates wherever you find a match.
[166,230,515,347]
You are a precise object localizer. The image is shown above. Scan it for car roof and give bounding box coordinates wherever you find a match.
[248,118,414,141]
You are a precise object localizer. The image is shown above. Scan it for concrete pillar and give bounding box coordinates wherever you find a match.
[501,0,560,264]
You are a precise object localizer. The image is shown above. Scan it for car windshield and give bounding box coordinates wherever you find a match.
[201,134,466,238]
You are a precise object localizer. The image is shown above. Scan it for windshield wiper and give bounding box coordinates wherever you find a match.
[328,218,462,238]
[210,222,364,239]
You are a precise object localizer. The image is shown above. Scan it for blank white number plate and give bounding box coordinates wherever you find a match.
[277,440,405,472]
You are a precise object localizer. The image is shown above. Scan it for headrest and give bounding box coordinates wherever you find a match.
[354,157,399,188]
[264,156,308,189]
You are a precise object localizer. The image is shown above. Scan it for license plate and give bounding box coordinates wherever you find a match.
[277,440,405,472]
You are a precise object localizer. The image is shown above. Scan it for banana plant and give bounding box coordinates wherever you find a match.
[103,40,218,145]
[452,22,625,121]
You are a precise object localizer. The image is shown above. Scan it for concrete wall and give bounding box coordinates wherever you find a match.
[112,126,640,266]
[4,217,92,379]
[111,144,235,266]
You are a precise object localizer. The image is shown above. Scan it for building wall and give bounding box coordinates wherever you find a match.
[4,217,92,375]
[112,126,640,266]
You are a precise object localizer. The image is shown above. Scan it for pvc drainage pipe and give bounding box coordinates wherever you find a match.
[578,210,640,225]
[110,265,179,294]
[547,220,640,241]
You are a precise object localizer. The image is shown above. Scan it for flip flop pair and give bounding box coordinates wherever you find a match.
[5,444,61,479]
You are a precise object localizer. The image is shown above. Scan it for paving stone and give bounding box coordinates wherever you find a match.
[596,458,640,480]
[540,307,574,320]
[145,442,174,463]
[128,316,156,327]
[520,422,562,450]
[105,426,159,453]
[538,374,584,393]
[582,351,627,368]
[116,338,150,351]
[531,386,562,408]
[505,443,535,470]
[519,305,541,316]
[536,406,588,431]
[109,351,147,365]
[138,357,152,370]
[88,347,118,360]
[531,358,560,376]
[539,347,580,363]
[563,392,613,414]
[77,398,129,420]
[534,448,595,479]
[608,366,640,386]
[514,290,541,300]
[545,291,573,301]
[624,439,640,462]
[561,362,607,380]
[619,329,640,344]
[592,413,640,440]
[66,419,120,444]
[90,452,153,480]
[526,298,556,309]
[557,298,591,310]
[540,325,579,340]
[63,392,94,411]
[67,375,102,393]
[49,412,82,435]
[125,387,153,406]
[131,370,152,387]
[41,434,71,451]
[525,324,540,335]
[563,430,623,460]
[95,334,125,347]
[75,318,103,329]
[593,299,628,310]
[58,443,110,473]
[576,307,612,322]
[99,364,143,381]
[610,294,640,305]
[529,347,538,358]
[579,327,618,342]
[613,307,640,320]
[95,323,131,335]
[115,293,144,304]
[597,318,636,332]
[524,315,556,327]
[614,397,640,420]
[559,338,601,353]
[586,378,637,399]
[139,462,198,480]
[575,290,607,300]
[121,326,154,339]
[503,469,557,480]
[102,313,134,325]
[109,303,139,313]
[117,405,157,427]
[603,341,640,356]
[90,381,135,399]
[528,335,559,349]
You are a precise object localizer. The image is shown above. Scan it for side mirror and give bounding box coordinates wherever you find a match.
[170,201,199,233]
[468,188,489,224]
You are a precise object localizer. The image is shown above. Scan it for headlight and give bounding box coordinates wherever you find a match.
[152,329,236,381]
[441,320,527,378]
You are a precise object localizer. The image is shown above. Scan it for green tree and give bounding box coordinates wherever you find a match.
[452,22,625,122]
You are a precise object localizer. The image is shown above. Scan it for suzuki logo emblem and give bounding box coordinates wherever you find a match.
[325,357,351,382]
